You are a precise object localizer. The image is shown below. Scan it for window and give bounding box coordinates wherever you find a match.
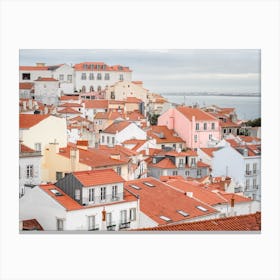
[129,208,136,221]
[82,85,86,93]
[74,189,80,200]
[177,210,189,217]
[185,170,190,176]
[59,74,64,81]
[98,120,102,125]
[253,178,257,189]
[67,75,72,82]
[209,134,212,140]
[252,194,256,200]
[116,166,121,176]
[107,136,110,144]
[88,216,97,230]
[194,135,198,143]
[112,137,115,145]
[190,157,196,166]
[22,73,31,80]
[57,219,64,231]
[26,165,34,178]
[246,163,250,175]
[161,144,165,149]
[89,86,94,92]
[112,185,118,199]
[89,188,94,202]
[172,170,178,175]
[197,169,202,177]
[81,73,86,80]
[253,163,257,174]
[173,144,176,149]
[119,74,123,81]
[56,172,63,181]
[196,206,208,212]
[120,210,127,223]
[105,73,110,80]
[159,215,172,222]
[34,142,41,152]
[97,73,102,80]
[106,212,112,226]
[89,73,94,80]
[223,128,227,133]
[179,158,184,167]
[211,123,215,130]
[203,123,207,130]
[101,187,106,201]
[195,123,199,130]
[83,64,87,69]
[101,136,105,143]
[245,179,250,190]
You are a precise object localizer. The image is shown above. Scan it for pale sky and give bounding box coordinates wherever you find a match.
[20,49,260,94]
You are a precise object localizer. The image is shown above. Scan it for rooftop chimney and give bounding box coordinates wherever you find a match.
[36,62,46,67]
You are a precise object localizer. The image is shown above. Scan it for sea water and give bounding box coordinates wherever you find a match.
[161,94,261,121]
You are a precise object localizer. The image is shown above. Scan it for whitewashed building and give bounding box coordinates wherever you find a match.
[211,145,261,201]
[20,169,139,231]
[19,143,42,197]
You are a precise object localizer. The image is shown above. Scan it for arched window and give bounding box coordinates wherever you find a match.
[89,73,94,80]
[90,86,94,92]
[97,86,102,91]
[82,86,86,93]
[97,73,102,80]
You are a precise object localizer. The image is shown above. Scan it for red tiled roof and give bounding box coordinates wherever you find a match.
[132,81,143,85]
[57,107,82,114]
[147,125,185,144]
[22,219,43,230]
[200,148,219,158]
[59,102,82,108]
[69,116,92,123]
[20,143,35,153]
[58,146,127,168]
[136,212,261,231]
[19,114,50,129]
[177,106,217,121]
[20,66,49,71]
[126,111,145,121]
[226,139,239,147]
[197,161,210,168]
[125,177,218,225]
[35,77,58,82]
[125,97,142,103]
[60,95,79,101]
[19,83,34,89]
[84,100,109,109]
[239,136,261,142]
[73,169,125,187]
[94,111,125,121]
[74,62,132,72]
[149,158,176,169]
[103,121,131,134]
[40,184,82,211]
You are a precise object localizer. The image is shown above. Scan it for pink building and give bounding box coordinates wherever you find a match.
[158,106,221,149]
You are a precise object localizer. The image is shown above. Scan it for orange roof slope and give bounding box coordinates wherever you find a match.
[136,212,261,231]
[57,108,82,114]
[19,114,50,129]
[177,106,217,121]
[20,143,35,153]
[40,184,82,211]
[200,148,219,158]
[35,77,58,82]
[147,125,185,144]
[149,158,176,169]
[84,100,109,109]
[125,177,217,225]
[74,62,131,72]
[103,121,131,134]
[22,219,44,230]
[73,169,125,187]
[19,83,34,89]
[20,66,49,70]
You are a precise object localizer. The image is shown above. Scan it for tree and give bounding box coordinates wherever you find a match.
[245,117,261,127]
[148,114,160,125]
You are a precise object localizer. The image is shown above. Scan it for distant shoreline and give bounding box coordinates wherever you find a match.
[161,93,261,97]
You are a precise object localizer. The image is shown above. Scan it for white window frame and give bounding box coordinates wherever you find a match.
[89,188,95,202]
[26,165,34,178]
[101,187,106,201]
[57,218,64,231]
[75,189,80,200]
[88,215,97,230]
[112,185,118,199]
[129,208,136,221]
[34,142,41,152]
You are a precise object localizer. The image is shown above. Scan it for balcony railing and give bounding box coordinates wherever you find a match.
[88,224,99,231]
[245,170,259,176]
[119,221,130,230]
[107,223,117,231]
[82,193,123,206]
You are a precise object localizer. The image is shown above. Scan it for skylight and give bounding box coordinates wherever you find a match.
[196,206,208,212]
[50,189,63,196]
[177,210,189,217]
[143,182,155,187]
[130,184,141,190]
[159,215,172,222]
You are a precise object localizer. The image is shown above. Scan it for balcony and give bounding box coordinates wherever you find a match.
[107,223,117,231]
[245,170,259,176]
[88,224,99,231]
[82,193,123,206]
[119,221,130,230]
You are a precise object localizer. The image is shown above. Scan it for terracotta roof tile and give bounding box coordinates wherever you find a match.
[20,66,49,70]
[147,126,185,144]
[125,97,142,103]
[19,114,50,129]
[136,212,261,231]
[103,121,131,134]
[74,62,131,72]
[59,102,82,108]
[60,95,79,101]
[35,77,58,82]
[84,100,109,109]
[20,143,35,153]
[177,106,217,121]
[22,219,43,230]
[19,83,34,89]
[73,169,125,187]
[57,107,82,114]
[149,158,176,169]
[200,148,219,158]
[125,177,218,225]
